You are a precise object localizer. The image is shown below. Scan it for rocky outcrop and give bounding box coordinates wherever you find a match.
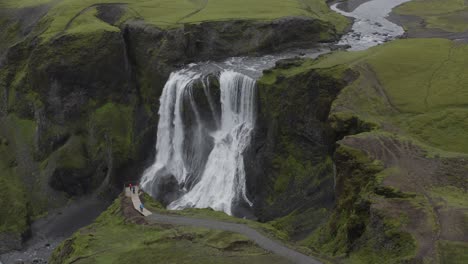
[0,6,342,250]
[248,61,357,237]
[0,233,22,254]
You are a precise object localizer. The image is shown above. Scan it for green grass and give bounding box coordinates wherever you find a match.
[141,193,290,242]
[0,144,28,234]
[260,38,468,155]
[0,0,53,8]
[65,7,120,35]
[5,0,347,40]
[179,0,348,32]
[395,0,468,32]
[267,39,468,263]
[51,197,293,264]
[430,186,468,208]
[439,240,468,264]
[298,39,468,155]
[0,115,37,234]
[53,136,88,169]
[89,103,134,164]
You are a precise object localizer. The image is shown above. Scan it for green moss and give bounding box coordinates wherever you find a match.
[54,136,88,170]
[0,0,53,8]
[50,197,292,264]
[347,230,416,264]
[303,145,419,263]
[0,145,29,234]
[307,39,468,155]
[65,7,120,35]
[273,155,314,194]
[140,193,290,243]
[0,116,35,235]
[0,20,22,53]
[29,0,347,41]
[395,0,468,33]
[271,208,329,239]
[396,108,468,154]
[439,240,468,264]
[430,186,468,208]
[140,192,164,211]
[6,114,36,149]
[305,145,384,255]
[89,102,134,164]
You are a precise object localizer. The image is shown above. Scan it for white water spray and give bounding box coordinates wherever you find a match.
[141,70,256,215]
[140,70,200,189]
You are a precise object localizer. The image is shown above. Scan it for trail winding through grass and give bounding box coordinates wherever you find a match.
[146,213,322,264]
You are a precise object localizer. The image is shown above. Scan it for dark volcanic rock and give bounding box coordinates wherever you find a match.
[245,61,356,237]
[0,11,340,251]
[0,233,22,254]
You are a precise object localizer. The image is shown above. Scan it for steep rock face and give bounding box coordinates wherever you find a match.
[299,39,468,263]
[310,132,468,263]
[122,16,338,112]
[0,7,341,251]
[248,60,356,237]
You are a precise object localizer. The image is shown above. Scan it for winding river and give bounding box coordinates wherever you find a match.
[332,0,411,50]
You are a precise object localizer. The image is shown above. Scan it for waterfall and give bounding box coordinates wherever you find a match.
[140,70,200,189]
[141,69,256,215]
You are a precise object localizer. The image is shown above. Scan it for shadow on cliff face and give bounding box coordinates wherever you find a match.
[0,3,342,256]
[246,58,359,239]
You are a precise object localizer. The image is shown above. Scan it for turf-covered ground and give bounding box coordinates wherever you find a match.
[262,38,468,155]
[395,0,468,33]
[259,37,468,263]
[50,196,294,264]
[0,0,348,41]
[391,0,468,41]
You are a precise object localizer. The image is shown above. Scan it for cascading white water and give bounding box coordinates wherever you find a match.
[169,71,255,215]
[140,70,200,189]
[141,70,256,215]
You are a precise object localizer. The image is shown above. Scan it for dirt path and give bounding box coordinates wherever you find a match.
[125,188,319,263]
[146,213,322,264]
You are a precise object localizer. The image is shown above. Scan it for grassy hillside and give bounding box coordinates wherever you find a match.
[316,39,468,155]
[50,196,294,264]
[316,40,468,262]
[396,0,468,33]
[1,0,348,41]
[263,38,468,155]
[259,38,468,263]
[49,38,468,264]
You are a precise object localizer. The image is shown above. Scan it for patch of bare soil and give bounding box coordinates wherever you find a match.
[388,12,468,42]
[121,194,148,225]
[340,134,468,261]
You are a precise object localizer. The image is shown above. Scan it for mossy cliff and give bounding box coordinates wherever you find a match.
[248,59,357,239]
[283,39,467,263]
[240,38,467,263]
[0,0,347,253]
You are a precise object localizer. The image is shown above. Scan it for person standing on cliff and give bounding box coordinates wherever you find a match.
[139,203,144,212]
